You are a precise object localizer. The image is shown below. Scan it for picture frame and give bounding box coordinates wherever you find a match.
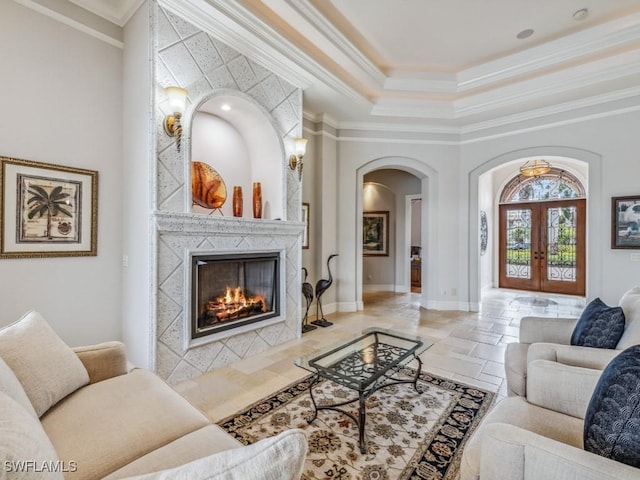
[0,156,98,258]
[363,211,389,256]
[302,203,309,249]
[612,195,640,249]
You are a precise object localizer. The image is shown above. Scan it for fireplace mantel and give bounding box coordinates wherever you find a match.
[153,211,305,237]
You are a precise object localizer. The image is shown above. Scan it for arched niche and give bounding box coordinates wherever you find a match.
[189,90,285,219]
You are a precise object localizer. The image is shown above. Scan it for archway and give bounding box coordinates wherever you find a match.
[468,147,603,310]
[185,89,287,219]
[356,157,439,311]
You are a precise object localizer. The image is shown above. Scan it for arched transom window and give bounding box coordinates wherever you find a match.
[500,168,586,204]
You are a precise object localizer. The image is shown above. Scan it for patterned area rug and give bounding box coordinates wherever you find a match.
[218,368,495,480]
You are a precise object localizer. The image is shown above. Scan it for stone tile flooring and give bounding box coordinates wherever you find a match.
[175,289,585,422]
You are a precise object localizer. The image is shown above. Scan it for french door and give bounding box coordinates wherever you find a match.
[499,199,585,295]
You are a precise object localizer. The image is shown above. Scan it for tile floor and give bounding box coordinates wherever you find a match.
[175,289,585,422]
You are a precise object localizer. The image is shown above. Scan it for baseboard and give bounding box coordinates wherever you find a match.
[306,302,339,320]
[337,302,358,312]
[395,284,410,293]
[363,284,396,292]
[424,300,470,311]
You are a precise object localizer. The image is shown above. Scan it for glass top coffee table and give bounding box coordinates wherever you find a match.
[295,328,432,453]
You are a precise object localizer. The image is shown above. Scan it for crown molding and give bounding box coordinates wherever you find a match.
[457,12,640,91]
[14,0,124,48]
[280,0,386,88]
[307,85,640,143]
[460,85,640,135]
[68,0,145,26]
[162,0,372,110]
[455,49,640,118]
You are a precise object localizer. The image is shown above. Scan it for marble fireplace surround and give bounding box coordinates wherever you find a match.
[154,212,303,385]
[151,2,305,384]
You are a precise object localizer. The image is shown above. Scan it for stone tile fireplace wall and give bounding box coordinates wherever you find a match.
[151,2,303,384]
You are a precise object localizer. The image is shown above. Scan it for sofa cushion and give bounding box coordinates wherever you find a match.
[0,311,89,417]
[570,298,625,349]
[103,425,243,480]
[459,396,583,480]
[584,344,640,468]
[0,391,64,480]
[119,429,308,480]
[0,355,37,418]
[504,343,528,396]
[617,286,640,349]
[41,369,210,480]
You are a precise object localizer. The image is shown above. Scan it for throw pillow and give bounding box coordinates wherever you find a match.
[570,298,625,348]
[0,311,89,417]
[0,391,64,480]
[121,429,308,480]
[0,355,38,418]
[584,344,640,468]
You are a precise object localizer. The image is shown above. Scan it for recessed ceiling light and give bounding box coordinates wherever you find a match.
[516,29,534,40]
[221,104,231,111]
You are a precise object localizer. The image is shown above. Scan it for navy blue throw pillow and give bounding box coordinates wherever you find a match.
[584,345,640,467]
[570,298,625,348]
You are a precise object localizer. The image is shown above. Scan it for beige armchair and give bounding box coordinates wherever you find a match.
[505,285,640,396]
[460,359,640,480]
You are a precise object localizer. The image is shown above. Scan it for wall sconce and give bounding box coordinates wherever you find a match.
[289,138,308,180]
[163,86,188,152]
[520,159,551,177]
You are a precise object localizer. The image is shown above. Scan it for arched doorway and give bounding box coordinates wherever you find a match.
[356,158,438,311]
[498,168,586,295]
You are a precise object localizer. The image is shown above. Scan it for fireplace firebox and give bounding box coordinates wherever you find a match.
[191,252,280,339]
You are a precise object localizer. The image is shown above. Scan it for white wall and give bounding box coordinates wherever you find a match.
[302,121,340,317]
[335,139,457,311]
[411,200,422,247]
[463,109,640,306]
[122,1,152,368]
[363,169,421,291]
[362,182,396,288]
[0,1,123,345]
[478,172,494,291]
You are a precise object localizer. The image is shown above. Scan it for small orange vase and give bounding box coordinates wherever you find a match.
[232,186,243,217]
[252,182,262,219]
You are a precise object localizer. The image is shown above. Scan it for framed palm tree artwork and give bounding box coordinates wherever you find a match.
[0,156,98,258]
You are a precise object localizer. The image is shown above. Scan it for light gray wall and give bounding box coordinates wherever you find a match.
[363,169,421,291]
[463,109,640,307]
[0,1,123,345]
[122,1,152,368]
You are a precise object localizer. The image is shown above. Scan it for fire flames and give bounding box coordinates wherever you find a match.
[207,286,267,322]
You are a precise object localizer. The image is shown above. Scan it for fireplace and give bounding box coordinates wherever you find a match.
[191,251,281,339]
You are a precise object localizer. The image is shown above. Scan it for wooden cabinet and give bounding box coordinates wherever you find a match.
[411,260,421,287]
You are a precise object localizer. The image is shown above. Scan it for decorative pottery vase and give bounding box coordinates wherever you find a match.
[252,182,262,219]
[191,161,227,210]
[232,186,243,217]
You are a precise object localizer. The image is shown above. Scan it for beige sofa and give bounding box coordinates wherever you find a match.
[505,285,640,396]
[460,358,640,480]
[0,311,307,479]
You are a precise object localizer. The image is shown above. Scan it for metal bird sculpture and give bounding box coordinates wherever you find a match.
[312,254,338,327]
[301,267,316,333]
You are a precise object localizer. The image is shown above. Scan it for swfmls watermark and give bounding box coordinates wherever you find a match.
[4,460,78,473]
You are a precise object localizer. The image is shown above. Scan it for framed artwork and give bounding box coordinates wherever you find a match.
[0,156,98,258]
[363,211,389,256]
[302,203,309,249]
[612,195,640,249]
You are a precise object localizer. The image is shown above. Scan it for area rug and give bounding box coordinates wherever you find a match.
[218,368,495,480]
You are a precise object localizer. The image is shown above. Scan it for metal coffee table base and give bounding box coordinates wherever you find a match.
[305,356,423,454]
